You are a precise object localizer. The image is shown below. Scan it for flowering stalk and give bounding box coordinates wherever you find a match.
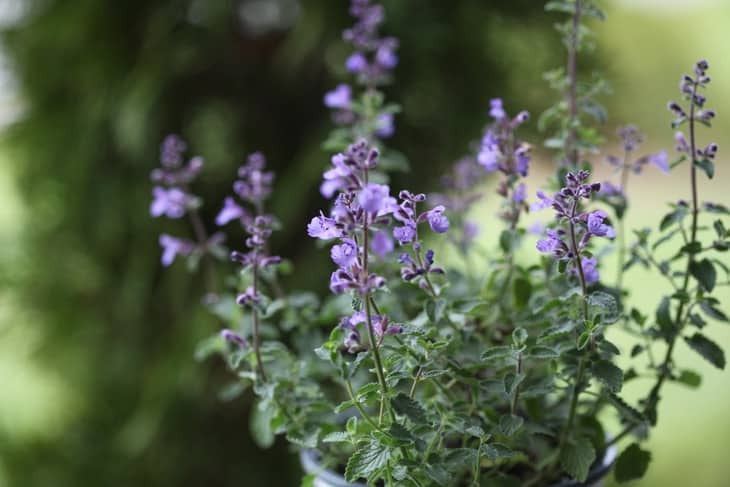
[602,125,668,289]
[644,60,717,423]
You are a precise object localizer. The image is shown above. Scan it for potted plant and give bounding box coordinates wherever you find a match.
[149,0,728,485]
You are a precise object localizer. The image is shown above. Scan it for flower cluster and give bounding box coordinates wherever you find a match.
[216,151,275,227]
[669,60,718,165]
[323,0,397,139]
[477,98,531,226]
[150,134,222,266]
[534,171,614,284]
[339,311,403,353]
[342,0,398,85]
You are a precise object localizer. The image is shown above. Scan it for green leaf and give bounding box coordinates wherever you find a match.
[655,297,673,336]
[347,352,370,379]
[481,346,514,361]
[588,291,619,324]
[699,300,729,323]
[345,440,392,482]
[614,443,651,483]
[689,259,717,292]
[530,345,560,359]
[504,373,526,397]
[577,331,591,351]
[249,403,275,449]
[499,414,524,437]
[392,393,427,424]
[425,299,447,323]
[684,333,726,369]
[512,327,528,346]
[322,431,350,443]
[538,321,576,342]
[675,369,702,388]
[591,359,623,393]
[607,393,645,424]
[694,158,715,179]
[560,437,596,482]
[513,277,532,309]
[659,206,688,231]
[483,443,514,460]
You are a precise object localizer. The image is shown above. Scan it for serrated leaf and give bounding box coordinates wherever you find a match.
[538,321,576,342]
[347,352,370,379]
[530,345,560,359]
[560,437,596,482]
[588,291,619,324]
[689,258,717,292]
[592,359,623,393]
[607,393,645,423]
[392,393,427,424]
[345,440,392,482]
[504,372,526,397]
[684,333,726,369]
[322,431,350,443]
[483,443,514,460]
[656,297,673,336]
[481,346,514,361]
[614,443,651,483]
[499,414,524,437]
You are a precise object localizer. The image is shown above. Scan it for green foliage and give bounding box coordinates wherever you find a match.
[560,437,596,482]
[614,443,651,483]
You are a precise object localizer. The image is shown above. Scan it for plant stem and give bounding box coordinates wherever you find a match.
[566,0,582,169]
[345,379,383,433]
[615,148,631,290]
[645,78,701,423]
[510,352,523,415]
[362,220,392,425]
[252,255,267,382]
[557,198,590,456]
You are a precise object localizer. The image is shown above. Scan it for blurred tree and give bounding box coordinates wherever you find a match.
[0,0,559,485]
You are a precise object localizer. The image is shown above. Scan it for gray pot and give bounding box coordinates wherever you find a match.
[299,444,617,487]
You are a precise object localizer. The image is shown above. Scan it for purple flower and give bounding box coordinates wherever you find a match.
[581,257,600,284]
[489,98,506,120]
[375,42,398,69]
[514,146,530,177]
[586,211,615,238]
[150,187,193,218]
[236,286,260,307]
[307,214,342,240]
[527,221,544,235]
[513,183,527,203]
[216,197,249,226]
[159,234,195,266]
[463,220,479,242]
[393,224,416,244]
[649,151,670,173]
[371,230,394,256]
[234,152,274,204]
[536,229,561,254]
[346,52,368,73]
[358,183,391,213]
[477,130,500,172]
[160,134,187,168]
[324,84,352,109]
[599,181,623,197]
[426,206,450,233]
[375,112,395,138]
[530,190,554,212]
[331,238,358,268]
[221,329,248,348]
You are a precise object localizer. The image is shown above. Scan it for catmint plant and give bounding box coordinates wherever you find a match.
[150,0,729,485]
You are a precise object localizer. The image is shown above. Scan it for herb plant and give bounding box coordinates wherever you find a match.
[150,1,728,485]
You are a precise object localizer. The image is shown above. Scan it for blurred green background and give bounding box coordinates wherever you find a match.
[0,0,728,486]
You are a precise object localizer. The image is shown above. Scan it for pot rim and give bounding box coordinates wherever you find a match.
[299,443,618,487]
